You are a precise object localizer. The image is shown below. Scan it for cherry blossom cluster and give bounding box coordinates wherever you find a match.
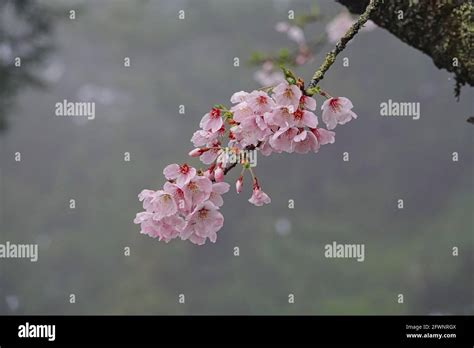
[134,164,230,245]
[135,79,358,245]
[194,80,356,160]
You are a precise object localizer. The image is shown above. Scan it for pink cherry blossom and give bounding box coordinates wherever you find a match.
[150,190,178,220]
[321,97,357,130]
[293,129,320,154]
[230,101,254,123]
[312,127,336,145]
[245,90,275,114]
[292,108,318,128]
[134,211,153,224]
[259,140,274,156]
[300,95,317,111]
[180,201,224,245]
[135,212,185,243]
[231,116,266,148]
[272,81,302,109]
[163,163,196,187]
[163,182,190,213]
[254,67,285,87]
[199,140,221,165]
[183,175,213,209]
[136,79,358,246]
[191,129,218,147]
[200,107,224,133]
[265,105,294,128]
[326,11,376,44]
[138,189,157,212]
[230,91,249,104]
[287,26,305,45]
[209,182,230,207]
[269,126,298,153]
[248,187,271,206]
[275,22,305,45]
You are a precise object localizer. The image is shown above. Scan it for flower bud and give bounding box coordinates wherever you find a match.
[214,164,224,182]
[188,148,207,157]
[236,176,243,194]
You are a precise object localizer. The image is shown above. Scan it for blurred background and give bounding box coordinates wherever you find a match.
[0,0,472,315]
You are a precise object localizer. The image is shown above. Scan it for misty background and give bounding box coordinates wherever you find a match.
[0,0,473,315]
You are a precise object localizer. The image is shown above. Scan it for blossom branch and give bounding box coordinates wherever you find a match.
[306,0,380,94]
[134,11,364,245]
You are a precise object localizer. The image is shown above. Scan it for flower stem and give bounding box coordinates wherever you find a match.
[305,0,380,95]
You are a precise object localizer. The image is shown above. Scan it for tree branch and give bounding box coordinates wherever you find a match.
[306,0,380,93]
[336,0,473,97]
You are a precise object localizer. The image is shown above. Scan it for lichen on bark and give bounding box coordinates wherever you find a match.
[336,0,473,98]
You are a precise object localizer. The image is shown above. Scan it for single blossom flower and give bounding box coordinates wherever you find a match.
[191,129,219,147]
[321,97,357,130]
[245,90,275,114]
[299,95,317,111]
[269,126,299,153]
[230,101,254,123]
[150,190,178,220]
[265,105,295,128]
[209,182,230,207]
[183,175,213,209]
[199,140,221,165]
[311,127,336,145]
[180,201,224,245]
[200,107,224,133]
[138,189,157,212]
[163,182,190,213]
[326,11,376,44]
[248,187,271,206]
[230,91,249,104]
[293,129,320,154]
[163,163,196,187]
[287,26,305,45]
[292,108,318,128]
[272,81,302,109]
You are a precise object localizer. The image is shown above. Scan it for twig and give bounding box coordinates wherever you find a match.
[306,0,380,94]
[220,142,261,178]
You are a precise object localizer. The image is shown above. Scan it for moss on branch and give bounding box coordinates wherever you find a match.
[306,0,380,94]
[336,0,473,97]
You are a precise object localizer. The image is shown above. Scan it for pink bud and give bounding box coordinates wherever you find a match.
[204,169,213,180]
[236,176,243,194]
[214,165,224,182]
[188,148,207,157]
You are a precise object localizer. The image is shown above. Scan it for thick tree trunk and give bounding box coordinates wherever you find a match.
[336,0,473,97]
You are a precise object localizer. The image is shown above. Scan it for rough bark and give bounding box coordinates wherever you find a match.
[336,0,473,97]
